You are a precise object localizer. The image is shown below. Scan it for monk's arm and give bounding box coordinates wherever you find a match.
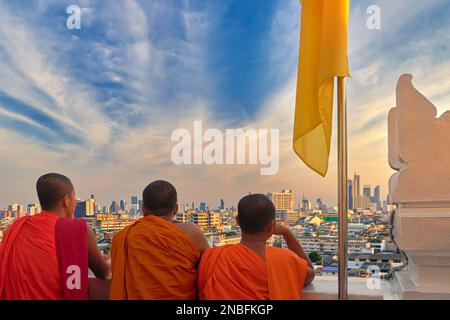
[277,225,316,285]
[191,225,210,256]
[176,223,210,255]
[87,229,110,280]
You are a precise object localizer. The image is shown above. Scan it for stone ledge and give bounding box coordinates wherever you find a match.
[391,270,450,300]
[302,276,392,300]
[88,277,394,300]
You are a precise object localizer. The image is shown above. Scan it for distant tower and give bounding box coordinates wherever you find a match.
[353,173,361,208]
[119,199,126,212]
[347,180,353,210]
[130,196,139,216]
[363,185,372,199]
[374,186,381,203]
[110,201,118,213]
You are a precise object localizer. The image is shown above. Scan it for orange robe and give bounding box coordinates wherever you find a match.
[0,212,62,300]
[109,215,201,300]
[198,244,308,300]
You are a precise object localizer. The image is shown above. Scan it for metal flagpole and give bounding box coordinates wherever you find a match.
[337,76,349,300]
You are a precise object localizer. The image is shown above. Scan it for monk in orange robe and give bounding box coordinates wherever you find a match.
[109,180,209,300]
[198,194,315,300]
[0,173,110,300]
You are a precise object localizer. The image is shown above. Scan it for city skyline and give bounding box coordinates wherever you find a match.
[1,172,383,213]
[1,1,450,210]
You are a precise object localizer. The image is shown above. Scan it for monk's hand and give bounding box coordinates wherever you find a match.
[102,253,112,279]
[273,223,291,237]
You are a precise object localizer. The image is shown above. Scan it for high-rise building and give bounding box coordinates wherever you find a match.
[363,185,371,200]
[347,180,354,210]
[139,200,143,213]
[27,204,41,216]
[130,196,139,216]
[75,199,95,218]
[374,185,381,203]
[353,173,361,199]
[110,201,119,213]
[208,211,220,228]
[316,198,326,210]
[354,195,370,210]
[301,198,312,211]
[8,203,23,214]
[75,201,87,218]
[86,198,95,216]
[119,199,126,212]
[191,212,208,230]
[268,189,295,212]
[199,202,207,212]
[220,199,225,210]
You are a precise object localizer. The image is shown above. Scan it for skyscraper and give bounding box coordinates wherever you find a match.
[139,200,143,214]
[86,198,95,216]
[316,198,326,210]
[374,185,381,210]
[119,199,126,212]
[130,196,139,216]
[75,199,95,218]
[374,186,381,203]
[353,173,361,210]
[110,201,119,213]
[363,185,371,199]
[199,202,206,212]
[353,173,361,198]
[347,180,353,210]
[220,199,225,210]
[75,201,86,218]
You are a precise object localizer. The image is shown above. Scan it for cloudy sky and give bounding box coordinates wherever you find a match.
[1,0,449,209]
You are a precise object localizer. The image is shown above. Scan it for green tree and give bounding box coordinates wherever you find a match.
[309,251,322,263]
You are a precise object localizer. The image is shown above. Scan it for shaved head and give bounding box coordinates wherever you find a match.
[142,180,178,217]
[36,173,74,211]
[237,194,275,234]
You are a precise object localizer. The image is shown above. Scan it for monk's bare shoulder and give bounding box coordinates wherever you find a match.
[174,222,203,237]
[174,222,209,253]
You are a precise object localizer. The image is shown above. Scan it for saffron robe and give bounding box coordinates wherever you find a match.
[109,215,201,300]
[198,244,308,300]
[0,211,88,300]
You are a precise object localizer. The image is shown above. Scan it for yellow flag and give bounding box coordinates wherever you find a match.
[293,0,350,177]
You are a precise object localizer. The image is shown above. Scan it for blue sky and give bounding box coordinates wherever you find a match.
[1,0,450,208]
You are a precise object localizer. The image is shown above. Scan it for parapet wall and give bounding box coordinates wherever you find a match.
[389,75,450,299]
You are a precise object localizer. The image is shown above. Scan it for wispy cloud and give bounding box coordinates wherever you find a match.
[0,0,449,208]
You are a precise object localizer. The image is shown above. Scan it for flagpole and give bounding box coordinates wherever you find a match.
[337,76,348,300]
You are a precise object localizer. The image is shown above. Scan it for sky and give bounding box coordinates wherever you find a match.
[0,0,450,209]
